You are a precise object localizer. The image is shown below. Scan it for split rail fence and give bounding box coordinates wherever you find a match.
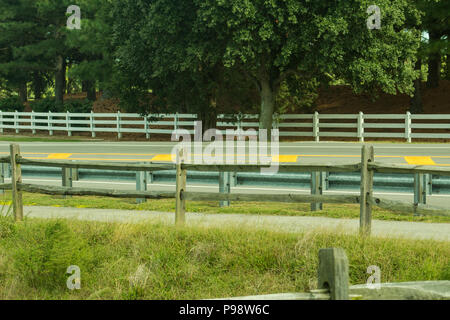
[2,111,450,142]
[0,144,449,235]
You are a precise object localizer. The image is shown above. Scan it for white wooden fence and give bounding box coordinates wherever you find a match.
[1,110,449,142]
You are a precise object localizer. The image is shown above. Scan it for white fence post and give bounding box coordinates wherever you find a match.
[90,111,96,138]
[174,112,179,139]
[14,110,19,134]
[31,110,36,134]
[405,111,412,143]
[357,111,364,142]
[48,111,53,136]
[313,111,320,142]
[117,111,122,139]
[67,111,72,137]
[145,115,150,140]
[0,110,3,134]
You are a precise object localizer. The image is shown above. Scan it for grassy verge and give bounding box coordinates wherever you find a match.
[0,135,95,142]
[0,213,448,300]
[1,191,449,223]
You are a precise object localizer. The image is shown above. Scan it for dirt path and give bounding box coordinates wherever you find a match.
[16,206,450,241]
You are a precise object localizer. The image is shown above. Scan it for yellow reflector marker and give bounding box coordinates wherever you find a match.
[47,153,72,159]
[404,156,436,165]
[271,155,298,163]
[151,154,174,162]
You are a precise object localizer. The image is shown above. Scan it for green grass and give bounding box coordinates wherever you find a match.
[0,135,94,142]
[0,212,448,300]
[2,191,449,223]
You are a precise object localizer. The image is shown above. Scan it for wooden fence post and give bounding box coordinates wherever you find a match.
[360,145,374,235]
[0,110,3,134]
[311,171,323,211]
[318,248,349,300]
[175,149,186,226]
[10,144,23,221]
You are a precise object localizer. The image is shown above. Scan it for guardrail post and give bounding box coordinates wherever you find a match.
[426,174,432,195]
[10,144,23,221]
[230,172,238,187]
[62,167,73,198]
[322,172,329,190]
[357,112,364,142]
[136,164,147,204]
[414,173,426,207]
[14,110,19,134]
[67,111,72,137]
[313,111,320,142]
[71,161,79,181]
[405,111,412,143]
[318,248,349,300]
[175,149,186,226]
[0,110,3,133]
[360,145,374,236]
[90,111,96,138]
[31,110,36,134]
[48,111,53,136]
[311,171,323,211]
[219,171,231,207]
[117,111,122,139]
[147,171,154,184]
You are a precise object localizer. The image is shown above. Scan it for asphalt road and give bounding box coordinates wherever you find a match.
[1,141,450,165]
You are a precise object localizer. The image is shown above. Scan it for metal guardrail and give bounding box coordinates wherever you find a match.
[1,164,442,200]
[2,111,450,142]
[1,145,450,236]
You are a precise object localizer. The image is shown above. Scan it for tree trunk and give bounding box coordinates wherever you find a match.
[18,81,27,104]
[32,72,44,100]
[410,59,423,114]
[55,55,66,108]
[427,31,441,88]
[87,81,96,101]
[259,78,275,135]
[83,80,96,101]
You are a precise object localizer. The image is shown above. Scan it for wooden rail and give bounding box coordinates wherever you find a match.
[1,144,449,233]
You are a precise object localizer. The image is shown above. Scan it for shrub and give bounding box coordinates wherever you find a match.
[30,97,58,112]
[63,99,92,113]
[0,96,25,112]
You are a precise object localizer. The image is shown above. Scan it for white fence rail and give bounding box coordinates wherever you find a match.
[0,110,449,142]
